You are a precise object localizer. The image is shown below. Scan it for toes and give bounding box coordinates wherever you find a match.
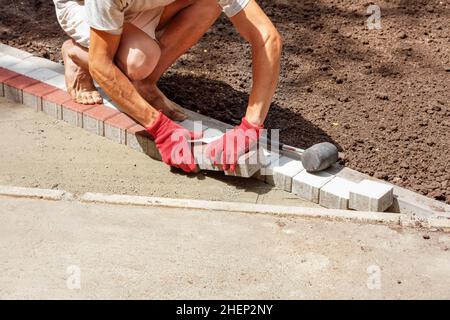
[85,93,96,105]
[75,93,86,105]
[92,92,103,104]
[79,93,90,105]
[78,92,96,105]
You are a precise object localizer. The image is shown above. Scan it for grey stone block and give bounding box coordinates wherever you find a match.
[22,91,41,111]
[62,108,83,127]
[292,170,335,203]
[224,149,263,178]
[349,179,394,212]
[104,123,126,144]
[83,115,104,136]
[25,68,61,82]
[43,75,66,90]
[6,60,40,75]
[319,177,358,209]
[23,56,65,74]
[42,100,62,120]
[265,155,304,192]
[3,84,22,103]
[0,43,33,59]
[193,144,222,171]
[0,54,23,68]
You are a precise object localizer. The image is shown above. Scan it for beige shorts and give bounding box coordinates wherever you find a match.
[55,1,164,48]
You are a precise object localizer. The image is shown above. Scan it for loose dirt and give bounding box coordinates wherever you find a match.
[1,0,449,204]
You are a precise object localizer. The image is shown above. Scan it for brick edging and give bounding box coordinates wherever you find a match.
[1,42,449,219]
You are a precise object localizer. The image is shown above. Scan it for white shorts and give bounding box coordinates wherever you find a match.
[55,1,164,48]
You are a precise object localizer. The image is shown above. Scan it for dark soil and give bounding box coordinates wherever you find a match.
[1,0,449,204]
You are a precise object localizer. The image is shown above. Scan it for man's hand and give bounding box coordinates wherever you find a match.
[147,112,201,173]
[205,117,263,172]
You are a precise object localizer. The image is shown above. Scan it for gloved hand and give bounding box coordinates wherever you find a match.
[205,117,263,172]
[146,112,201,173]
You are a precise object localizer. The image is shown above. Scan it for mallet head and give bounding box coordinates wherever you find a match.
[301,142,339,173]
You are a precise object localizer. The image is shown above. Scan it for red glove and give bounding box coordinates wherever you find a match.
[205,117,263,172]
[146,112,200,173]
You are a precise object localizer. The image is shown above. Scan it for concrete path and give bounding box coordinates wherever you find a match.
[0,98,317,207]
[0,195,449,299]
[1,98,450,299]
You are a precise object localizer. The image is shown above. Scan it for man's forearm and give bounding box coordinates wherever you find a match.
[88,29,159,128]
[230,0,282,127]
[245,34,282,126]
[90,59,159,128]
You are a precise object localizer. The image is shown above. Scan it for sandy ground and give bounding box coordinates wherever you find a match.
[0,98,318,207]
[0,196,449,299]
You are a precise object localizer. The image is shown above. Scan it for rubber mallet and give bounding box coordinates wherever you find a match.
[277,142,339,173]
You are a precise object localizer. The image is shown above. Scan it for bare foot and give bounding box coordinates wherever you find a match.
[62,41,103,105]
[134,81,187,121]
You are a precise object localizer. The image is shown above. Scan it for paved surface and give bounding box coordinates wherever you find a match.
[0,98,317,207]
[0,196,449,299]
[1,98,450,299]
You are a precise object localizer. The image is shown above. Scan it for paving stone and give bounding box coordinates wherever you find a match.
[61,100,96,127]
[193,143,222,172]
[224,149,263,178]
[0,67,20,97]
[6,60,40,75]
[104,113,137,144]
[319,177,358,209]
[202,128,224,143]
[25,68,61,82]
[22,82,58,111]
[254,147,274,181]
[179,119,208,133]
[126,124,161,160]
[193,143,263,177]
[292,170,335,203]
[23,56,65,74]
[43,74,66,90]
[42,90,72,120]
[0,43,33,59]
[0,55,23,68]
[83,105,120,135]
[265,155,304,192]
[126,124,148,153]
[349,179,394,212]
[3,75,39,103]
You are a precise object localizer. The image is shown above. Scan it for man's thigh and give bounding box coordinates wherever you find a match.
[115,23,161,79]
[157,0,197,30]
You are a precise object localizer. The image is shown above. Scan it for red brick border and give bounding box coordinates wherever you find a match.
[22,82,58,111]
[3,75,39,103]
[83,105,120,135]
[41,89,72,120]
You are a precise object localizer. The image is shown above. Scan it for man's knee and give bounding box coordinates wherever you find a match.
[117,42,161,81]
[196,0,222,18]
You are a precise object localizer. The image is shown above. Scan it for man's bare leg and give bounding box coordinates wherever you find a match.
[60,0,221,113]
[133,0,222,117]
[61,39,103,105]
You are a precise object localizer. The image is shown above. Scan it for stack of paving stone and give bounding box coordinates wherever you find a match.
[0,43,404,213]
